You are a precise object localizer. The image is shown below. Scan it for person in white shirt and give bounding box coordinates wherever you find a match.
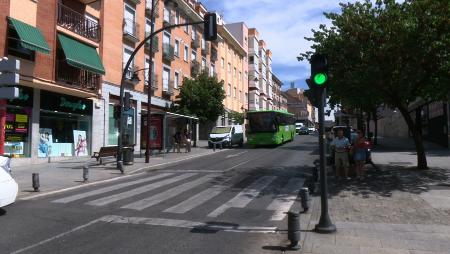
[330,129,351,179]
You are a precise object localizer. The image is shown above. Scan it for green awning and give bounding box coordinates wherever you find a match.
[8,17,50,54]
[57,34,105,75]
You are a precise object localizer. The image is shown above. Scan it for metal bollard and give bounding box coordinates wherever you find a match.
[83,165,89,182]
[287,211,301,250]
[32,173,40,192]
[300,187,310,212]
[213,143,216,152]
[313,165,319,182]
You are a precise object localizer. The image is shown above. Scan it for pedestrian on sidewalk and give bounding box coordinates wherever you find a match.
[331,129,351,179]
[183,129,191,153]
[173,130,182,153]
[353,130,367,179]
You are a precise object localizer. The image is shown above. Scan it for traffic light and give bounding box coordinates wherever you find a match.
[0,58,20,99]
[310,54,328,87]
[203,13,217,41]
[304,78,322,108]
[124,92,132,111]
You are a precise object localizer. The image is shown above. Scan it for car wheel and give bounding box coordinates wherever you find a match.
[238,139,243,147]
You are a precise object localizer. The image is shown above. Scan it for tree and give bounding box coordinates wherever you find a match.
[228,111,244,125]
[172,71,226,123]
[299,0,450,169]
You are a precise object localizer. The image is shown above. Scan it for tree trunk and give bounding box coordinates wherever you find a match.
[397,105,428,169]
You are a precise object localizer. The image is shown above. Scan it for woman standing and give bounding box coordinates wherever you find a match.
[353,130,367,179]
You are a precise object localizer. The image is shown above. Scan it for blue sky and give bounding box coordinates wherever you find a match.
[200,0,345,90]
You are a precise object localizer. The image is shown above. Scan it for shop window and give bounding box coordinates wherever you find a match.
[108,104,135,146]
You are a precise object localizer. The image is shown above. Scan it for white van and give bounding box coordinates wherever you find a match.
[295,122,304,133]
[0,157,18,208]
[208,125,244,148]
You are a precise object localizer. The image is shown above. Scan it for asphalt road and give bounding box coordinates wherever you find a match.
[1,134,318,254]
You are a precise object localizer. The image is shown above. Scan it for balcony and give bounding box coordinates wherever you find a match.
[123,63,139,84]
[201,44,210,56]
[162,43,175,62]
[56,60,100,92]
[163,15,175,28]
[145,0,159,17]
[123,18,139,43]
[57,3,101,42]
[144,73,158,90]
[191,37,200,49]
[145,34,159,53]
[191,60,200,76]
[162,81,174,95]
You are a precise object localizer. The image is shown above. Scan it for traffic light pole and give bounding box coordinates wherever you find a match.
[315,88,336,233]
[117,19,206,171]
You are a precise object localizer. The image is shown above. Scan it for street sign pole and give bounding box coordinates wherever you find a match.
[314,87,336,233]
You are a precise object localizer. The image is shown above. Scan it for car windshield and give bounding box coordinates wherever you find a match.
[211,127,231,134]
[247,112,277,132]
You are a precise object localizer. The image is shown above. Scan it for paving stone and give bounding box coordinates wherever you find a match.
[312,243,361,254]
[409,250,450,254]
[335,235,382,248]
[360,247,409,254]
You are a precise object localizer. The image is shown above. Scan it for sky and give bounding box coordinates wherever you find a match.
[200,0,344,91]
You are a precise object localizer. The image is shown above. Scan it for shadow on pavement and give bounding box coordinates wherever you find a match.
[0,208,6,216]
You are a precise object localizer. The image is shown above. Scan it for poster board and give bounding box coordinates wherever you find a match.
[73,130,88,156]
[38,128,53,158]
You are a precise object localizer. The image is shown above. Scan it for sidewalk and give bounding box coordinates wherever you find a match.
[11,141,222,199]
[300,138,450,254]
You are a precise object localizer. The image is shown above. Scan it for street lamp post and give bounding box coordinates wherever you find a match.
[145,0,156,163]
[116,4,216,171]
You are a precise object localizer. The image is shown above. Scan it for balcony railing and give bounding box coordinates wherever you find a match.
[123,18,139,42]
[56,60,100,92]
[163,15,175,28]
[57,3,101,42]
[123,63,139,82]
[162,43,175,61]
[210,48,218,62]
[145,0,159,17]
[144,73,158,90]
[191,37,200,49]
[162,81,174,95]
[145,33,159,53]
[191,60,200,76]
[201,44,210,56]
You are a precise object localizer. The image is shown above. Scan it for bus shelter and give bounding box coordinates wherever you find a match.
[140,112,198,155]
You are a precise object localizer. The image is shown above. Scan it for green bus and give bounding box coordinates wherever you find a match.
[246,110,296,145]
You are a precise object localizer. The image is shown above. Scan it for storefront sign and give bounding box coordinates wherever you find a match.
[8,87,33,107]
[41,91,92,114]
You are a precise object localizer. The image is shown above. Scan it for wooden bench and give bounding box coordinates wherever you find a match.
[92,146,117,165]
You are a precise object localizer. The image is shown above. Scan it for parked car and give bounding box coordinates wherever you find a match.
[308,127,316,133]
[0,156,18,208]
[298,126,309,135]
[208,125,244,148]
[295,122,304,133]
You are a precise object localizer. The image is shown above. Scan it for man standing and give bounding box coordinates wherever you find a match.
[331,129,351,179]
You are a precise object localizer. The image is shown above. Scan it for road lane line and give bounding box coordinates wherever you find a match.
[99,215,279,234]
[10,217,104,254]
[225,151,248,158]
[86,173,197,206]
[122,174,217,211]
[52,173,174,204]
[223,159,251,171]
[207,176,277,218]
[266,178,305,221]
[164,184,229,214]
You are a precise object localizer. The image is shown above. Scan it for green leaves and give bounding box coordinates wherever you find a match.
[172,71,226,123]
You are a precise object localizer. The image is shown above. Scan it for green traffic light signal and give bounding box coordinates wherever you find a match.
[313,73,327,86]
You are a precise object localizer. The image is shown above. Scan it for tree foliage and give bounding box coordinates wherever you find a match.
[299,0,450,169]
[172,71,226,123]
[229,111,244,125]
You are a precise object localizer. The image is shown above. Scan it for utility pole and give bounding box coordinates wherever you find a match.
[145,0,156,163]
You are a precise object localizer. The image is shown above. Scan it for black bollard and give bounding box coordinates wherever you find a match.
[287,211,301,250]
[83,165,89,182]
[213,143,216,152]
[32,173,40,192]
[300,187,310,212]
[313,165,319,182]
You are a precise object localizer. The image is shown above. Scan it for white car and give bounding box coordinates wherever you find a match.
[308,127,316,133]
[0,157,18,208]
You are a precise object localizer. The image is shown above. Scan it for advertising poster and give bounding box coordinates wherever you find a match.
[38,128,53,158]
[141,115,163,150]
[73,130,88,156]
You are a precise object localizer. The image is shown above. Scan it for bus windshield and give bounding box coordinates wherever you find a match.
[211,127,231,134]
[247,112,277,132]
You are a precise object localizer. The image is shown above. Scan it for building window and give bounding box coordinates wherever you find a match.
[245,92,248,103]
[210,64,215,76]
[234,67,236,77]
[201,37,206,50]
[184,16,189,33]
[221,58,225,69]
[174,71,180,89]
[249,56,254,64]
[163,7,170,23]
[184,44,189,62]
[233,87,236,98]
[239,90,242,101]
[163,67,170,91]
[191,25,197,40]
[228,63,231,73]
[201,57,206,69]
[191,50,197,61]
[123,47,134,79]
[239,71,242,81]
[174,39,180,57]
[175,9,180,24]
[245,71,248,80]
[228,84,231,96]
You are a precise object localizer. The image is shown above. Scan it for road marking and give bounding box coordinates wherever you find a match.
[122,174,217,211]
[19,172,146,201]
[225,151,248,158]
[86,173,197,206]
[164,184,229,214]
[207,176,277,218]
[10,218,102,254]
[266,177,305,221]
[224,159,251,171]
[99,215,279,234]
[52,173,174,204]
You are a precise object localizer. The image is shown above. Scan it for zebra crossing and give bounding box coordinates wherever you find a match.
[52,172,305,221]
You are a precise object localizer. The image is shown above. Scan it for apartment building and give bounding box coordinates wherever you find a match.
[272,74,283,110]
[0,0,104,161]
[283,87,316,127]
